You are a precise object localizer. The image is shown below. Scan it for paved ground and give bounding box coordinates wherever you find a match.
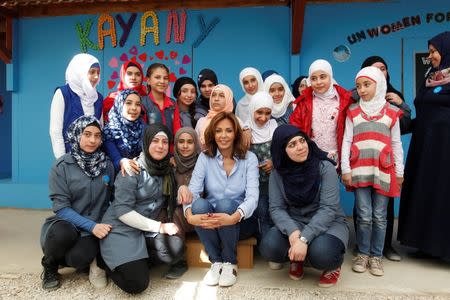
[1,208,449,299]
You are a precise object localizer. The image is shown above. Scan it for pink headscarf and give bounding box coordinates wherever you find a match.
[198,84,234,146]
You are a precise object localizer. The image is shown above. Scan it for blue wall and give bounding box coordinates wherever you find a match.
[0,61,11,179]
[1,0,449,214]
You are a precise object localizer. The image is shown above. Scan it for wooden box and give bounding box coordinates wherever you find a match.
[185,235,257,269]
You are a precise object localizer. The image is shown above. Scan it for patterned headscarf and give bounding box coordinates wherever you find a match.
[103,89,144,158]
[66,115,107,178]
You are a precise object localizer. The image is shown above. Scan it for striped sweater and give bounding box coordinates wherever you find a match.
[343,103,403,197]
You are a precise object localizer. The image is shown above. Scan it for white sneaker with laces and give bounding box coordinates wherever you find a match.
[203,262,223,286]
[219,262,237,287]
[89,258,107,288]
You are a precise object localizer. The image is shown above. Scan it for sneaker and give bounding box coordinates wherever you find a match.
[318,268,341,287]
[384,247,402,261]
[352,254,369,273]
[369,256,384,276]
[165,260,188,279]
[268,261,284,270]
[288,261,304,280]
[89,258,108,288]
[41,257,60,291]
[203,262,223,286]
[219,262,237,287]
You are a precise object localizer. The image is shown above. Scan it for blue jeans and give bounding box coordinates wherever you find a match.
[354,187,389,257]
[191,198,257,264]
[255,193,272,241]
[259,226,345,271]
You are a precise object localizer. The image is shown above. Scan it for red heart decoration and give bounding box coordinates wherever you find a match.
[130,56,137,62]
[170,51,178,59]
[149,56,154,61]
[155,50,164,59]
[164,57,168,60]
[182,55,191,64]
[138,53,147,62]
[120,53,128,61]
[168,72,177,82]
[107,80,116,89]
[129,46,138,55]
[110,71,118,79]
[179,67,187,75]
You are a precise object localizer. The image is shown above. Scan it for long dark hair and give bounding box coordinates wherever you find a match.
[204,112,247,159]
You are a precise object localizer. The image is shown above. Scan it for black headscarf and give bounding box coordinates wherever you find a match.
[271,124,335,207]
[138,123,177,221]
[291,75,308,98]
[428,31,450,70]
[361,56,404,100]
[197,68,218,109]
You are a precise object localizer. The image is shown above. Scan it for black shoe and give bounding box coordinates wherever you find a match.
[41,257,61,291]
[165,260,188,279]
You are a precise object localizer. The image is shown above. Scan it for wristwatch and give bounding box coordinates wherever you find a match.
[299,236,309,245]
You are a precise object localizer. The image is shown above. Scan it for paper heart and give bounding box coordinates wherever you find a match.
[120,53,129,61]
[110,71,119,79]
[130,56,137,62]
[179,67,187,75]
[138,53,147,62]
[174,60,180,65]
[182,55,191,64]
[107,80,116,89]
[129,46,138,55]
[168,72,177,82]
[155,50,164,59]
[149,56,154,61]
[170,51,178,59]
[108,57,118,68]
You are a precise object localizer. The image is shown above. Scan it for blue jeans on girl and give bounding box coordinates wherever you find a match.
[354,186,389,257]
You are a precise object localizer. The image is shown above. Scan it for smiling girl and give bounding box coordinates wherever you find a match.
[103,89,144,176]
[173,77,198,128]
[290,59,354,166]
[50,53,103,158]
[341,66,403,277]
[142,63,181,144]
[236,67,264,123]
[264,74,295,126]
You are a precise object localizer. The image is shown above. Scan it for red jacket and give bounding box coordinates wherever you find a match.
[290,85,354,166]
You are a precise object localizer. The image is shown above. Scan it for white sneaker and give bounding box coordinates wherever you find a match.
[218,262,237,287]
[203,262,223,286]
[89,258,107,288]
[268,261,284,270]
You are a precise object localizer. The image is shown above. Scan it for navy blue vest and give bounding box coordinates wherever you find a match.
[58,84,103,152]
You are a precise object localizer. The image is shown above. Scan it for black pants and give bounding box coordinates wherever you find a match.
[353,196,395,252]
[100,234,184,294]
[43,220,98,268]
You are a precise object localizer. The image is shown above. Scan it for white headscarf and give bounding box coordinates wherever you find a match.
[248,91,278,144]
[308,59,339,101]
[263,74,295,118]
[237,67,263,121]
[356,66,387,117]
[65,53,100,106]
